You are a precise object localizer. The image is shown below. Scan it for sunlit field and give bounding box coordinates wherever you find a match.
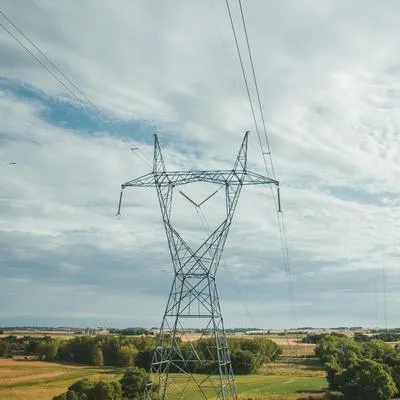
[0,352,328,400]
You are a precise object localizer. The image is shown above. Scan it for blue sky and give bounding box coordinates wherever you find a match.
[1,0,400,329]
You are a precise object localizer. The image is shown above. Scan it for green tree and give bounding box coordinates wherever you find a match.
[92,345,104,366]
[341,358,396,400]
[230,349,257,374]
[135,348,153,371]
[66,391,79,400]
[117,345,137,367]
[120,367,149,399]
[353,332,370,343]
[68,379,95,398]
[362,340,395,362]
[36,342,58,361]
[92,381,122,400]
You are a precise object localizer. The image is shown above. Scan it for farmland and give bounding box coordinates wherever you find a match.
[0,358,118,400]
[0,344,328,400]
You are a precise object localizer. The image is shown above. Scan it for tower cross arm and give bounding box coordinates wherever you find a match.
[242,170,279,186]
[121,172,155,188]
[121,170,279,189]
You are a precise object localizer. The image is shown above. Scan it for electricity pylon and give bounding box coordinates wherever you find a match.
[118,132,279,400]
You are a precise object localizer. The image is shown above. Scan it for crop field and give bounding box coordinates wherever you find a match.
[0,354,327,400]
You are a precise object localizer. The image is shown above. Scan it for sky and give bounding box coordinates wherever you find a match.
[1,0,400,329]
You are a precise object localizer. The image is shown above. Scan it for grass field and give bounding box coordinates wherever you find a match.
[0,358,118,400]
[0,356,327,400]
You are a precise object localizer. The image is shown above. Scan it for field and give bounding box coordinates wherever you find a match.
[0,350,328,400]
[0,358,118,400]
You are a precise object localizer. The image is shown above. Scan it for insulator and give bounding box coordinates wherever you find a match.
[277,186,282,213]
[117,190,123,216]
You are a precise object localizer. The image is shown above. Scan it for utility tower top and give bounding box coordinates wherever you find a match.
[118,132,279,399]
[120,132,278,192]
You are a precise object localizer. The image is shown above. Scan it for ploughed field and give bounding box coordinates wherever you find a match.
[0,347,328,400]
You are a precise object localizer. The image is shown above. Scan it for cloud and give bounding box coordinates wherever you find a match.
[1,0,400,328]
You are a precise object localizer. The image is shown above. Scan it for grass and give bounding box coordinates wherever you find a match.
[0,359,119,400]
[162,357,328,400]
[0,354,328,400]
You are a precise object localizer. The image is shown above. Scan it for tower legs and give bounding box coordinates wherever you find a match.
[146,274,237,400]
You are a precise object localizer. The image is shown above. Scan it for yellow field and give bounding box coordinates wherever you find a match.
[0,358,118,400]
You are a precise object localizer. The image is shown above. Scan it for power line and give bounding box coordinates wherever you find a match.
[235,1,296,324]
[223,0,270,177]
[0,15,151,248]
[0,9,152,167]
[224,0,297,326]
[238,0,276,180]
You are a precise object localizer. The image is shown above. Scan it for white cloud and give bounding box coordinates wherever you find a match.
[1,0,400,328]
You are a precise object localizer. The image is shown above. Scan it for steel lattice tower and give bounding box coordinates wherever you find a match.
[118,132,279,400]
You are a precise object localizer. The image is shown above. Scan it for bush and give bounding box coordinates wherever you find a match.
[135,348,153,371]
[341,358,396,400]
[228,337,281,373]
[315,335,400,400]
[117,345,137,367]
[230,349,257,374]
[120,367,149,399]
[36,342,58,361]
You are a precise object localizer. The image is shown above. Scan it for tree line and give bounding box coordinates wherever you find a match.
[0,334,281,374]
[314,334,400,400]
[302,331,400,345]
[0,335,152,368]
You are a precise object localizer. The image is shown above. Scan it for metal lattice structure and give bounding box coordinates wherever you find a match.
[118,132,279,400]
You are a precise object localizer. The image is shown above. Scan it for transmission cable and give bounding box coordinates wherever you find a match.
[224,0,297,326]
[237,0,276,180]
[0,9,152,167]
[0,10,153,250]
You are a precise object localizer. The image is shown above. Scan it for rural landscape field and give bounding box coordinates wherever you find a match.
[0,332,329,400]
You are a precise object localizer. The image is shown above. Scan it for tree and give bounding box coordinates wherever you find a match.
[230,349,257,374]
[92,381,122,400]
[66,391,79,400]
[36,342,58,361]
[68,379,95,398]
[362,340,395,363]
[101,337,120,366]
[120,367,149,399]
[0,340,11,357]
[135,348,153,371]
[117,345,137,367]
[353,332,370,343]
[91,345,104,366]
[341,358,396,400]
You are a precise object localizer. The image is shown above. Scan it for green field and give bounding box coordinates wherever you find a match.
[0,359,119,400]
[0,356,328,400]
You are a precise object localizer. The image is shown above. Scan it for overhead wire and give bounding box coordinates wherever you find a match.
[223,0,271,178]
[237,0,276,179]
[224,0,297,327]
[0,8,154,246]
[0,9,152,167]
